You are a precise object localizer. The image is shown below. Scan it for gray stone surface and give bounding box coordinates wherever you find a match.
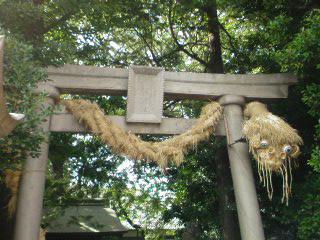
[14,98,54,240]
[47,64,297,99]
[127,66,164,123]
[220,95,265,240]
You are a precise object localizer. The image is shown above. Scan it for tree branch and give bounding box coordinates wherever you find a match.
[44,11,77,34]
[168,2,209,67]
[218,22,246,73]
[163,100,180,111]
[133,28,161,66]
[114,193,140,229]
[218,22,240,55]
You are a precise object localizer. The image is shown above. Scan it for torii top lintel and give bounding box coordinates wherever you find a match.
[46,64,296,128]
[47,64,297,100]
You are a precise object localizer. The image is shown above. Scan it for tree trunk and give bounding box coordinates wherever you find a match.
[205,2,224,74]
[214,142,241,240]
[204,1,241,239]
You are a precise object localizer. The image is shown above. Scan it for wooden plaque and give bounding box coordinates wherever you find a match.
[126,66,164,123]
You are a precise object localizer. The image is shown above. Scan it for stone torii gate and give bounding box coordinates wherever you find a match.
[13,64,297,240]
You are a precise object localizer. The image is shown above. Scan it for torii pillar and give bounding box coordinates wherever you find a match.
[13,85,59,240]
[13,64,297,240]
[220,95,265,239]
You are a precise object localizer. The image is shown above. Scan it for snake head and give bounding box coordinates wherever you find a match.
[246,134,301,171]
[243,102,303,172]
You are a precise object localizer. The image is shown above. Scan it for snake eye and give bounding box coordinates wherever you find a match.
[260,139,269,148]
[283,145,293,154]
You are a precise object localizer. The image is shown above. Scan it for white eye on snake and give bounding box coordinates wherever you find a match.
[260,139,269,148]
[283,145,293,154]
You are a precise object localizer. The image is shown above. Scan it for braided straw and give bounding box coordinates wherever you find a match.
[63,99,222,167]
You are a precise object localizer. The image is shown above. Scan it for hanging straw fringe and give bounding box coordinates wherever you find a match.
[243,102,303,204]
[4,169,47,239]
[63,99,223,168]
[4,169,21,217]
[39,227,47,240]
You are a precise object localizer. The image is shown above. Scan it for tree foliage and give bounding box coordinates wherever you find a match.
[0,36,47,169]
[0,1,319,239]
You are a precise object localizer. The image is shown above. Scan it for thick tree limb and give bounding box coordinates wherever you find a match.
[133,28,161,66]
[168,2,209,67]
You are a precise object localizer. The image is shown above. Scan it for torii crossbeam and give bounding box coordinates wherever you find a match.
[13,64,297,240]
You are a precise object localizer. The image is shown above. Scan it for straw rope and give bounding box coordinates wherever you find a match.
[4,169,21,217]
[4,169,46,240]
[2,99,303,231]
[63,99,223,168]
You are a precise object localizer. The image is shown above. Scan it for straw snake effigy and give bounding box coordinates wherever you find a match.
[4,100,302,218]
[62,99,302,204]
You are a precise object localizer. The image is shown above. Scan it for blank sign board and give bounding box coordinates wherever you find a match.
[126,66,164,123]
